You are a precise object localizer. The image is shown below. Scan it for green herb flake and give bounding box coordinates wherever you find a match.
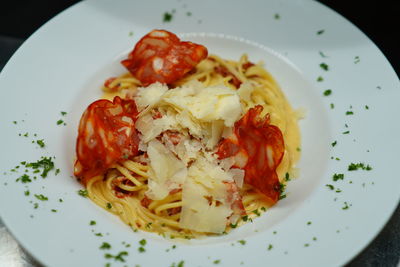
[317,29,325,35]
[261,206,267,212]
[78,189,89,197]
[342,202,350,210]
[320,63,329,71]
[279,182,286,200]
[335,188,342,193]
[354,56,360,64]
[59,198,63,203]
[106,203,112,209]
[163,12,173,22]
[307,221,312,225]
[51,209,57,212]
[57,120,64,125]
[342,130,350,134]
[139,239,147,246]
[20,174,32,183]
[331,141,337,147]
[323,89,332,96]
[34,194,48,201]
[319,51,328,58]
[100,242,111,250]
[365,105,369,110]
[242,215,248,222]
[332,173,344,181]
[36,139,45,148]
[26,157,55,178]
[90,220,96,226]
[346,111,354,115]
[186,11,192,16]
[326,184,335,190]
[304,243,310,247]
[24,190,30,196]
[238,240,246,245]
[34,203,39,209]
[13,121,17,124]
[253,209,261,217]
[177,261,185,267]
[348,162,372,171]
[285,172,290,181]
[274,13,280,20]
[317,76,324,82]
[138,247,146,253]
[23,132,29,137]
[230,223,238,229]
[213,259,221,264]
[55,168,60,175]
[267,244,273,250]
[95,233,103,237]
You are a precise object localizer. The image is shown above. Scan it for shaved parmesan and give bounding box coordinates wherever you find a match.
[146,140,187,200]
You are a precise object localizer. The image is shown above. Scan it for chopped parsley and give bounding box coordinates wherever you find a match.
[57,119,64,125]
[106,203,112,209]
[330,103,335,109]
[138,246,146,253]
[90,220,96,225]
[326,184,335,190]
[139,239,147,246]
[105,251,128,262]
[100,242,111,250]
[19,174,32,183]
[163,12,173,22]
[33,203,39,209]
[26,157,55,178]
[346,111,354,115]
[278,182,286,200]
[186,11,192,16]
[128,31,134,36]
[34,194,48,201]
[274,13,280,20]
[317,29,325,35]
[323,89,332,96]
[285,172,290,181]
[238,240,246,245]
[304,243,310,247]
[61,111,67,116]
[78,189,88,197]
[320,63,329,71]
[24,190,30,196]
[261,207,267,212]
[95,233,103,237]
[317,76,324,82]
[342,202,350,210]
[213,259,221,264]
[307,221,312,225]
[230,223,238,228]
[332,173,344,181]
[354,56,360,64]
[242,215,249,222]
[253,209,261,216]
[365,105,369,110]
[36,139,45,148]
[319,51,328,58]
[267,244,273,250]
[331,141,337,147]
[342,130,350,134]
[348,162,372,171]
[51,209,57,212]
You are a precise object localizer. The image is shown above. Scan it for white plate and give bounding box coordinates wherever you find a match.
[0,0,399,266]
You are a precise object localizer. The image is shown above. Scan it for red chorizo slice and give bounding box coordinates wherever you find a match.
[74,96,140,185]
[121,29,208,86]
[217,105,285,204]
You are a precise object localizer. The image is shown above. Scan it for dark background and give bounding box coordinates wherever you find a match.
[0,1,399,266]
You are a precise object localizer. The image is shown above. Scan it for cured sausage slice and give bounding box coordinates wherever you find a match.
[217,105,285,204]
[121,29,208,86]
[74,96,140,185]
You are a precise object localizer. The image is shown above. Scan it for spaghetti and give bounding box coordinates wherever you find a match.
[75,30,301,239]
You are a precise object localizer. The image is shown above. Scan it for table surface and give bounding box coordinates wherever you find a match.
[0,1,399,267]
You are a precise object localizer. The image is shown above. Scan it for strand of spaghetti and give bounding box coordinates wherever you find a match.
[148,192,182,210]
[112,163,143,186]
[154,201,182,215]
[122,160,149,176]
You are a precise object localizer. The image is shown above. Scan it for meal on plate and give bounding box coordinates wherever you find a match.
[74,29,301,238]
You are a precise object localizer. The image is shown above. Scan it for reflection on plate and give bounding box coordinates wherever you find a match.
[0,0,399,266]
